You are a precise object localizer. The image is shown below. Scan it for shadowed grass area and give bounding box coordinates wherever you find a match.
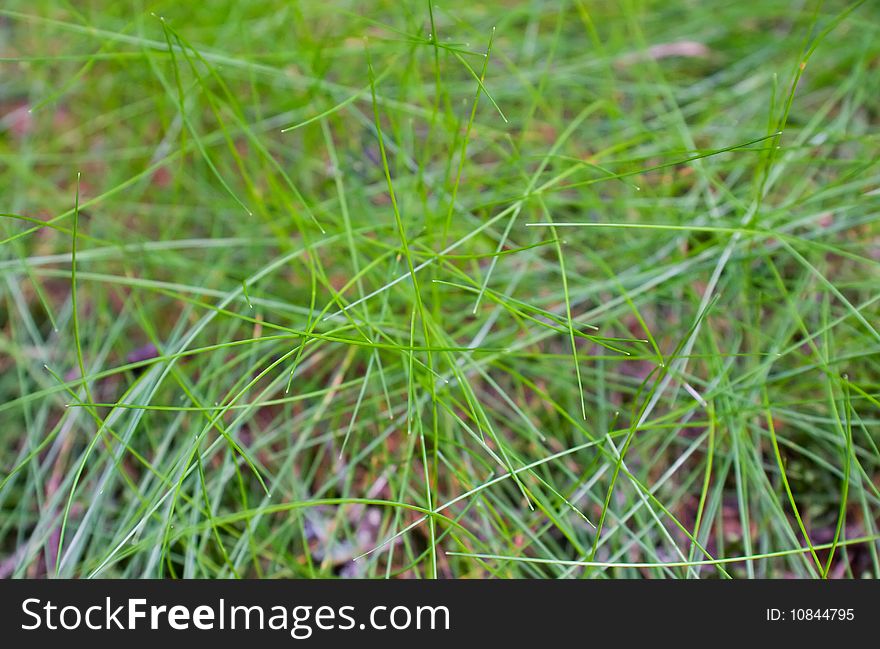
[1,0,878,578]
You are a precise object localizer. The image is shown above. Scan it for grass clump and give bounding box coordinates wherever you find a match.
[1,0,878,578]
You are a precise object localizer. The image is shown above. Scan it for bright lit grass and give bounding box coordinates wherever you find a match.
[1,0,878,579]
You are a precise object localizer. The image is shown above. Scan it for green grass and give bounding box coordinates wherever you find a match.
[1,0,879,579]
